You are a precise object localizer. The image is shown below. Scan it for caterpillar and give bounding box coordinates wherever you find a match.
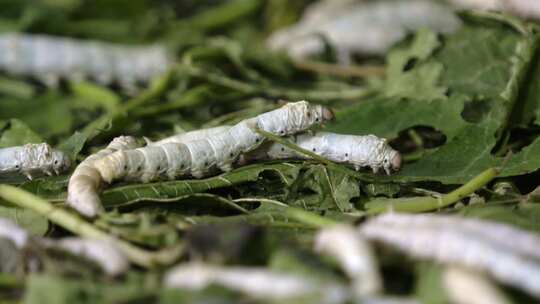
[360,213,540,299]
[0,218,128,276]
[0,143,71,180]
[267,0,460,62]
[314,225,382,298]
[67,136,140,217]
[247,132,401,175]
[67,101,334,217]
[0,33,171,91]
[164,263,349,303]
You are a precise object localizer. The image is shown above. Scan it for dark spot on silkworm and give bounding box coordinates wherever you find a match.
[15,165,19,169]
[345,153,349,157]
[255,138,260,143]
[312,148,316,152]
[54,160,58,165]
[315,118,319,122]
[157,166,161,171]
[307,112,311,117]
[281,147,285,152]
[230,152,234,157]
[279,130,285,135]
[137,166,142,171]
[204,162,208,166]
[180,164,184,169]
[124,165,128,170]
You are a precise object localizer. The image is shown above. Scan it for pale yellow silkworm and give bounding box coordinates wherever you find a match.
[66,136,140,217]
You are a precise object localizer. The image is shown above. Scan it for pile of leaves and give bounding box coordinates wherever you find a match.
[1,1,540,303]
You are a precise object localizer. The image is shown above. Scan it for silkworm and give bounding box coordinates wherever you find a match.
[0,217,30,248]
[0,218,128,276]
[164,263,349,303]
[0,143,70,180]
[360,213,540,299]
[248,132,401,175]
[314,225,382,297]
[0,33,171,91]
[44,238,128,276]
[66,136,140,218]
[95,100,333,181]
[67,101,333,217]
[267,0,460,62]
[443,265,510,304]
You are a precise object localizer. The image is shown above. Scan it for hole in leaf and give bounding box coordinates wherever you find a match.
[403,58,418,72]
[391,125,447,154]
[461,99,491,123]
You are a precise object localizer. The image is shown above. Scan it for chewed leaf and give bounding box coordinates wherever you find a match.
[0,119,43,148]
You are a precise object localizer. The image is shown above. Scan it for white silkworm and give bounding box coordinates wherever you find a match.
[67,136,140,218]
[0,143,70,180]
[267,0,460,62]
[0,33,171,91]
[0,218,128,276]
[448,0,540,20]
[66,101,333,217]
[44,238,128,276]
[0,218,30,248]
[360,213,540,299]
[164,263,349,304]
[367,213,540,260]
[443,265,511,304]
[250,132,401,175]
[314,225,382,298]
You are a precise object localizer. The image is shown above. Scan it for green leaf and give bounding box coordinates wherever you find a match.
[384,28,447,101]
[330,12,538,184]
[102,163,301,208]
[289,165,360,212]
[70,81,120,112]
[56,131,88,161]
[414,262,448,304]
[0,119,43,148]
[0,205,48,236]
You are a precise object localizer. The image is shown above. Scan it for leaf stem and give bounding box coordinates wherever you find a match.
[81,68,174,141]
[284,207,338,228]
[0,184,182,268]
[366,167,499,214]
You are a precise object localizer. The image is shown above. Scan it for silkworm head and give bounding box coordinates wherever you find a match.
[51,150,71,174]
[382,149,401,175]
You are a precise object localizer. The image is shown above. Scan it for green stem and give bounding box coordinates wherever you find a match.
[254,128,374,182]
[81,68,174,141]
[366,167,499,214]
[182,64,373,102]
[284,207,338,228]
[0,185,182,268]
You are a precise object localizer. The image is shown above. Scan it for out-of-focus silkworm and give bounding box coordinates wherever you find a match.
[443,265,511,304]
[0,33,171,91]
[66,136,140,218]
[164,263,349,304]
[314,225,382,298]
[267,0,460,63]
[0,217,31,248]
[448,0,540,20]
[0,143,70,180]
[360,213,540,299]
[42,238,129,276]
[0,218,129,276]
